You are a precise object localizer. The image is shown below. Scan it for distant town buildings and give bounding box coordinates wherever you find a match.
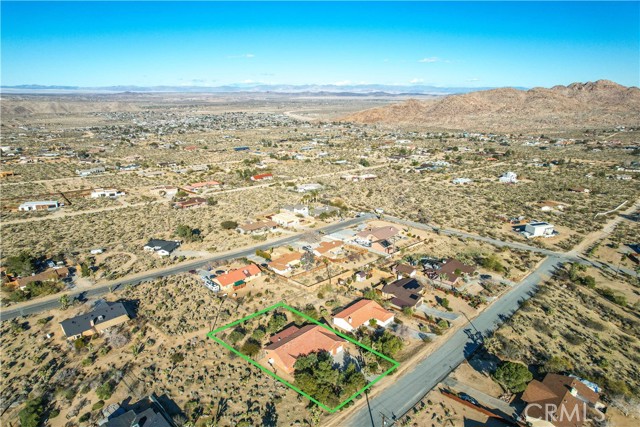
[18,200,61,211]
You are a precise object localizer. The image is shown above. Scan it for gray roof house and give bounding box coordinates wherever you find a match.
[60,301,131,339]
[143,239,181,256]
[100,394,175,427]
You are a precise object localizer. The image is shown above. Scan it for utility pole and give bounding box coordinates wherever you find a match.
[461,311,480,335]
[380,412,388,427]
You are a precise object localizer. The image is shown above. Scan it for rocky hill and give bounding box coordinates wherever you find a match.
[343,80,640,131]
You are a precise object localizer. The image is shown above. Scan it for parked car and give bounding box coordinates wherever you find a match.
[458,393,479,406]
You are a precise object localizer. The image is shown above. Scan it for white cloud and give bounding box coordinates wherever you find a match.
[466,78,480,82]
[409,78,424,84]
[332,80,352,86]
[227,53,255,59]
[418,57,446,63]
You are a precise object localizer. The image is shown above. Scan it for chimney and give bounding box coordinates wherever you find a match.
[348,316,352,324]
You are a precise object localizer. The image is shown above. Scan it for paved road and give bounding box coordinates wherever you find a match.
[386,215,639,278]
[343,256,560,427]
[0,215,375,321]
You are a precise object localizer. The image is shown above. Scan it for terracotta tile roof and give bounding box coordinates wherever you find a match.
[251,173,273,180]
[314,240,343,255]
[522,374,602,427]
[214,264,261,287]
[270,252,302,266]
[269,325,300,344]
[334,299,394,329]
[357,226,399,241]
[265,324,345,373]
[189,180,221,188]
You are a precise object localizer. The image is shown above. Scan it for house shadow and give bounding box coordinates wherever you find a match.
[118,299,140,318]
[463,417,513,427]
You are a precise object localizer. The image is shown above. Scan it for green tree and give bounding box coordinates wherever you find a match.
[267,312,288,333]
[240,339,261,358]
[80,263,91,277]
[5,252,37,276]
[358,158,371,167]
[221,221,238,230]
[493,362,532,392]
[543,356,573,373]
[19,396,45,427]
[176,224,200,242]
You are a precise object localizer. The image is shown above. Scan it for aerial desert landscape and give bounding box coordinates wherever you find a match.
[1,2,639,427]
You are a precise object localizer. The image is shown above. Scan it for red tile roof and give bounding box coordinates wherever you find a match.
[214,264,261,287]
[265,324,345,373]
[334,299,394,329]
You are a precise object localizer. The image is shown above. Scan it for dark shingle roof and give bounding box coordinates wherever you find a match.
[144,239,180,253]
[60,301,130,337]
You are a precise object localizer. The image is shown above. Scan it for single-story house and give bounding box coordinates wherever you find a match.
[333,299,394,332]
[310,205,340,218]
[76,166,106,177]
[569,187,590,193]
[99,394,173,427]
[143,239,181,256]
[18,200,60,211]
[213,264,261,291]
[268,252,303,275]
[393,263,417,279]
[16,267,70,288]
[265,324,345,374]
[499,171,518,183]
[182,180,222,192]
[428,258,476,287]
[296,183,323,193]
[91,189,126,198]
[381,277,424,309]
[281,204,309,216]
[538,201,565,212]
[60,301,131,340]
[354,271,367,282]
[236,220,278,235]
[356,226,399,246]
[173,197,207,209]
[523,222,557,239]
[271,211,300,227]
[452,178,472,185]
[521,373,605,427]
[313,240,344,258]
[251,173,273,181]
[150,186,179,198]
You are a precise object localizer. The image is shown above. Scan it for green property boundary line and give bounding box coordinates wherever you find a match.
[206,301,400,412]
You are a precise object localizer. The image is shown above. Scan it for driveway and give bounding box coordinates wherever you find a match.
[417,304,460,321]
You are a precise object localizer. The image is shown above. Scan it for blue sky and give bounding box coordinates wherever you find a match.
[2,1,639,88]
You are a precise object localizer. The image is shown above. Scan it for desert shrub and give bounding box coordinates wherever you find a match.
[240,339,261,357]
[91,400,105,411]
[96,382,114,400]
[542,356,573,373]
[170,352,185,364]
[221,221,238,230]
[227,328,245,344]
[493,361,532,393]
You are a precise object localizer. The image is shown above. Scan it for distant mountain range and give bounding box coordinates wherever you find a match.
[343,80,640,131]
[0,83,508,95]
